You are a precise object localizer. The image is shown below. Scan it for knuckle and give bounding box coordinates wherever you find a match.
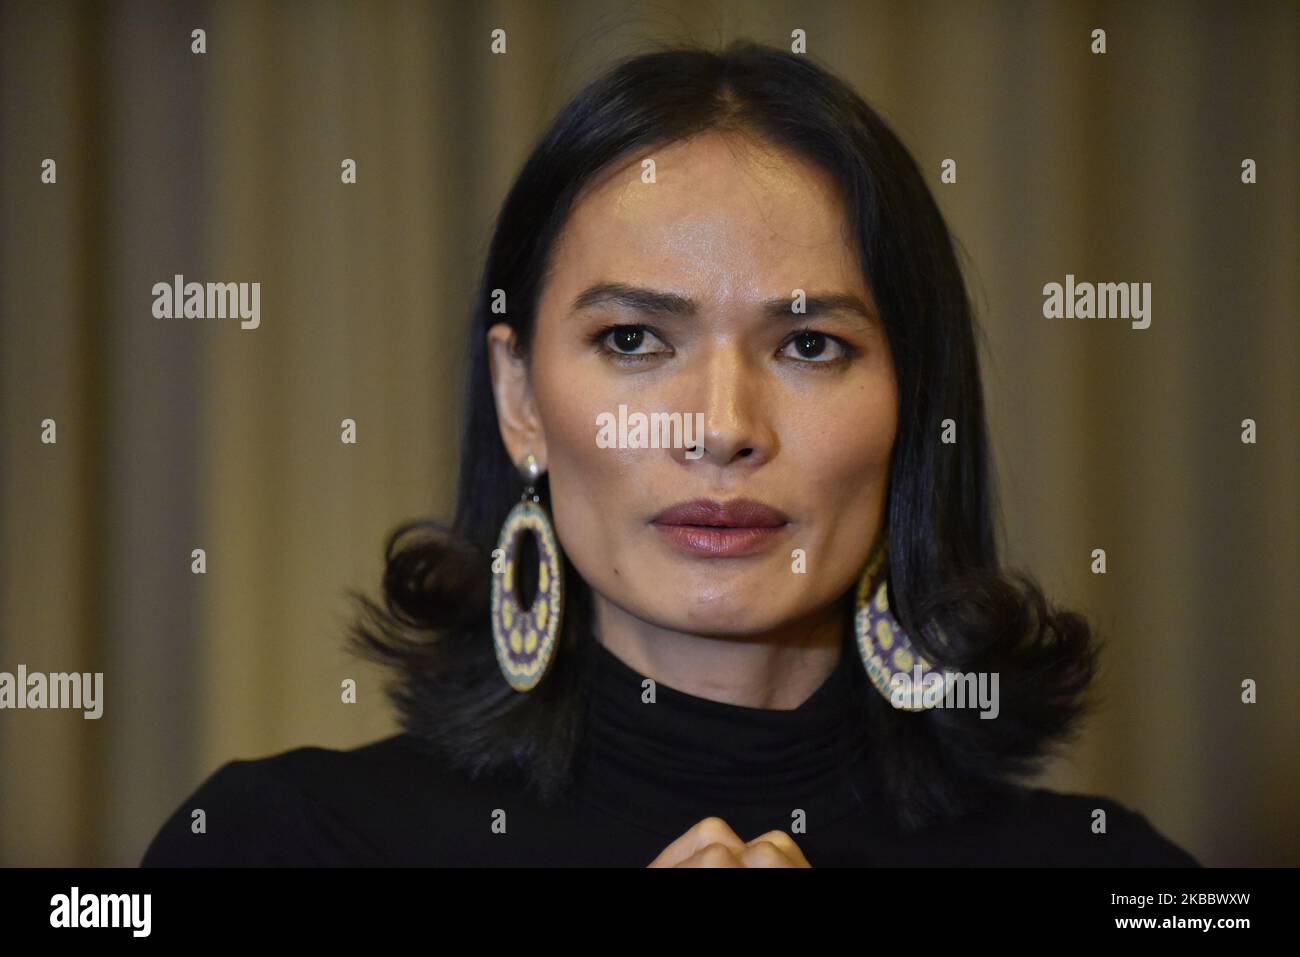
[699,843,736,865]
[743,842,786,866]
[696,816,733,838]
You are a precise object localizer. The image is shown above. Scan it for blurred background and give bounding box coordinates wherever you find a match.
[0,0,1295,866]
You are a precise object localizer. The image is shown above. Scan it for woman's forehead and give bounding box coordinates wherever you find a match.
[544,135,866,315]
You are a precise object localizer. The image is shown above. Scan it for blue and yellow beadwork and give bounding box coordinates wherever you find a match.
[853,541,944,711]
[491,499,564,691]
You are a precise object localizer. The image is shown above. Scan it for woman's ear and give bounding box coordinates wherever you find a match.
[486,323,547,469]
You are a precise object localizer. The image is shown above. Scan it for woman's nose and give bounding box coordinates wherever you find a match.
[678,342,776,468]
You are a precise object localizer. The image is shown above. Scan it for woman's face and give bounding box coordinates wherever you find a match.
[488,130,897,640]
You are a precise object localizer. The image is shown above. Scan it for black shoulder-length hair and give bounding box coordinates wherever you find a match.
[347,39,1099,832]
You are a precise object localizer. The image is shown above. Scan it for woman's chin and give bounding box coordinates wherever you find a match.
[634,592,810,640]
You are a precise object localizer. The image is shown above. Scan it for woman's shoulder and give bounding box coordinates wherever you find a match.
[957,783,1201,867]
[139,733,490,866]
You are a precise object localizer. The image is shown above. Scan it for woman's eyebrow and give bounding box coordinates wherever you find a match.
[570,281,878,327]
[571,282,694,317]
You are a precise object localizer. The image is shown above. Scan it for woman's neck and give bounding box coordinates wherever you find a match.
[590,592,847,710]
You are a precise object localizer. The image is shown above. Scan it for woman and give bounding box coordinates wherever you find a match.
[142,40,1197,867]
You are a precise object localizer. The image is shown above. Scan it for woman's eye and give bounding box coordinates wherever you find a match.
[598,324,669,357]
[780,330,849,362]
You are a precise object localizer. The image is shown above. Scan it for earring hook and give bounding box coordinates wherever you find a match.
[518,452,542,502]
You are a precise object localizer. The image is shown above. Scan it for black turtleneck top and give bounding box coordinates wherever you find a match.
[141,638,1198,867]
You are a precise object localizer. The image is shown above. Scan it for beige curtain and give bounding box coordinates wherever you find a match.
[1,0,1295,866]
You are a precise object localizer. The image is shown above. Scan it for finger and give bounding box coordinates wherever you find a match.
[745,829,812,868]
[676,842,743,868]
[646,816,747,868]
[740,840,801,867]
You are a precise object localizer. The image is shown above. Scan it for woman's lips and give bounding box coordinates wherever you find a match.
[650,498,790,557]
[653,524,788,557]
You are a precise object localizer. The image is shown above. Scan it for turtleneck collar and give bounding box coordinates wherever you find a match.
[571,635,875,840]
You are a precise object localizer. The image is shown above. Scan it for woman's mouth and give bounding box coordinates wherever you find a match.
[650,498,790,557]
